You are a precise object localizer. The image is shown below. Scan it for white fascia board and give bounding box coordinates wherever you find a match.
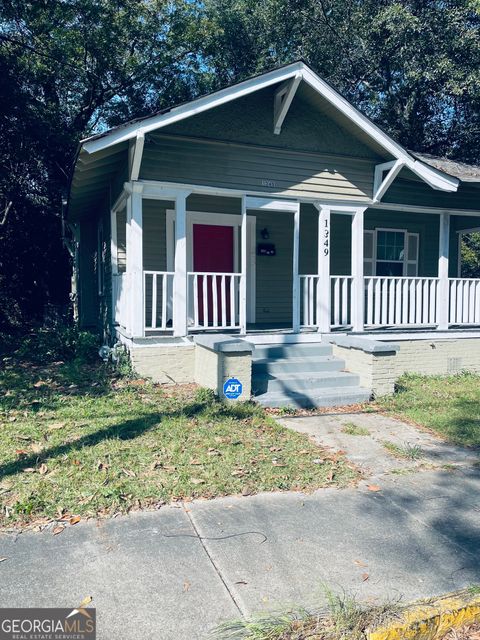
[301,67,459,193]
[80,60,459,194]
[82,62,304,155]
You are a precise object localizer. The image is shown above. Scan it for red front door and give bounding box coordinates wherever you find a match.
[193,224,235,325]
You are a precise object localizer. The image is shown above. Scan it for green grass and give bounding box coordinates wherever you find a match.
[211,587,399,639]
[377,373,480,448]
[0,349,357,528]
[382,440,423,460]
[341,422,370,436]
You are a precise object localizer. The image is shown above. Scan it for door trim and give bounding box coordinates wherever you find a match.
[166,209,256,323]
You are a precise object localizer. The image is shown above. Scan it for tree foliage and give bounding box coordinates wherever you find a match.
[1,0,480,329]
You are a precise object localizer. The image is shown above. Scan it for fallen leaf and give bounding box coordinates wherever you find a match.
[33,380,48,388]
[362,573,369,582]
[183,580,191,592]
[15,449,28,456]
[39,463,48,475]
[367,485,382,492]
[189,458,203,465]
[69,516,81,525]
[354,559,368,568]
[122,469,136,478]
[231,469,245,477]
[8,416,17,423]
[31,443,43,454]
[48,422,66,431]
[53,525,65,536]
[190,478,205,485]
[241,486,253,496]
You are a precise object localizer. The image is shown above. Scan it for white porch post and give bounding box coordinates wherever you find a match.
[126,183,144,337]
[351,207,366,332]
[315,204,331,333]
[239,195,248,334]
[292,202,301,333]
[173,191,188,337]
[437,212,451,330]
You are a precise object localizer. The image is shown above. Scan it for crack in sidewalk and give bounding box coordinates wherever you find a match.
[183,503,247,618]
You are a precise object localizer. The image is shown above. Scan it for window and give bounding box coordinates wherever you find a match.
[376,230,405,276]
[364,229,419,277]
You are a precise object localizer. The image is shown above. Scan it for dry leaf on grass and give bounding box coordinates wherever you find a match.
[190,478,205,485]
[48,422,66,431]
[39,463,48,475]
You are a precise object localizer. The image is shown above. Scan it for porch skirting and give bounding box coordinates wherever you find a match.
[118,329,480,401]
[330,335,480,397]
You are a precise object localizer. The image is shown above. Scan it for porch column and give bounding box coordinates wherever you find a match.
[315,204,331,333]
[126,183,144,337]
[239,195,248,334]
[351,207,366,332]
[173,191,188,337]
[437,212,451,330]
[292,202,301,333]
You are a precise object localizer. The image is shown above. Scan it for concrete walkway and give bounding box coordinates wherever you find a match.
[1,415,479,639]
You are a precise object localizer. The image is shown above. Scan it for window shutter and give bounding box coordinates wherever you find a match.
[406,232,419,276]
[364,230,376,276]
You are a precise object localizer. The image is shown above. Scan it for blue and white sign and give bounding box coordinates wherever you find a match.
[223,377,243,400]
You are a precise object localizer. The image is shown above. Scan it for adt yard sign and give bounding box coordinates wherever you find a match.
[223,377,243,400]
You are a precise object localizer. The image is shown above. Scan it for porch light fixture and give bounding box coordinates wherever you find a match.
[260,227,270,240]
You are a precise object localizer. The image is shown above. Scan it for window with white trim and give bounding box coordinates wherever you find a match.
[364,229,419,277]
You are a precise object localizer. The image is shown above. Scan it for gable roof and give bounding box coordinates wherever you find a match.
[79,60,459,194]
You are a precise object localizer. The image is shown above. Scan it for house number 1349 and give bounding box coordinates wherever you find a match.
[324,218,329,256]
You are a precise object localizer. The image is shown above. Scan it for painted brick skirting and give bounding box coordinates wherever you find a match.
[333,337,480,397]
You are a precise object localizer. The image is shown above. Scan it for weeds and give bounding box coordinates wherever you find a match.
[341,423,370,437]
[382,441,423,460]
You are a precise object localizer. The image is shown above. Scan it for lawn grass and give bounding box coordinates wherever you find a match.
[0,343,357,529]
[376,372,480,448]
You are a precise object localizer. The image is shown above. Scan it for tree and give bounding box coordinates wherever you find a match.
[0,0,207,330]
[202,0,480,161]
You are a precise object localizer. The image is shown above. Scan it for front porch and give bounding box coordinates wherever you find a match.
[111,181,480,340]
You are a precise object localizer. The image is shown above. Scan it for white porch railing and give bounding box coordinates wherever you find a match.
[299,275,319,327]
[300,275,353,328]
[112,273,129,329]
[144,271,174,331]
[187,272,241,330]
[331,276,353,328]
[449,279,480,325]
[365,277,439,327]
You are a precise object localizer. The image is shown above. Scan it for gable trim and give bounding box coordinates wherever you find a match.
[80,61,459,194]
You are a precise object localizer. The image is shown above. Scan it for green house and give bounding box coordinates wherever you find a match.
[67,62,480,406]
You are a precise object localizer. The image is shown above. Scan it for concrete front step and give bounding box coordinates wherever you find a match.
[253,343,332,360]
[253,355,344,375]
[255,386,371,409]
[252,370,360,394]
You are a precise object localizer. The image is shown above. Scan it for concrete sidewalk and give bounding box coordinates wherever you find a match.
[1,467,480,639]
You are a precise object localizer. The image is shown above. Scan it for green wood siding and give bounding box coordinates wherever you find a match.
[384,173,480,211]
[141,134,375,202]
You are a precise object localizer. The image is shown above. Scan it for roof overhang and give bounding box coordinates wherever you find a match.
[79,61,459,195]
